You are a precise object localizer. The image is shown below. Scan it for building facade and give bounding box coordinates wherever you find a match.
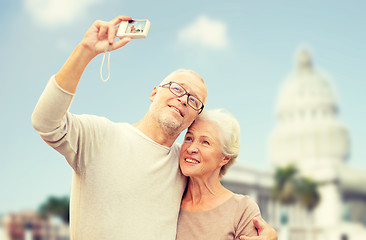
[222,48,366,240]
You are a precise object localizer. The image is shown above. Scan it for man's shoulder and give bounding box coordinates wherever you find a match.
[75,114,125,124]
[70,113,131,133]
[172,141,181,149]
[170,142,182,155]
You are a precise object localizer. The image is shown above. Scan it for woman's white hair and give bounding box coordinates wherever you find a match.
[195,108,241,178]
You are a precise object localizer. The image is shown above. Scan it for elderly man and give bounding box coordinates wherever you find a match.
[32,15,277,240]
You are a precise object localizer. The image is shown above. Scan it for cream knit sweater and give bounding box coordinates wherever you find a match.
[32,76,186,239]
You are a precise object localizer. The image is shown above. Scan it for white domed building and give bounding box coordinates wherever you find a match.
[269,49,349,174]
[222,48,366,240]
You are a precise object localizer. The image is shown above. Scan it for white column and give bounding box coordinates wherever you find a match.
[313,183,342,228]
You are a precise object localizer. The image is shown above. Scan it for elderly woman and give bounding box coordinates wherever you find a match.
[176,109,261,239]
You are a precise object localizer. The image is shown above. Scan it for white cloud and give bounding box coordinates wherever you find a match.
[178,15,229,49]
[23,0,101,28]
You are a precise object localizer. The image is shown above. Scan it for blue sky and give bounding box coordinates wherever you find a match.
[1,0,365,214]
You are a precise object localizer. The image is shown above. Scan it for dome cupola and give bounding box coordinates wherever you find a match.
[269,48,349,171]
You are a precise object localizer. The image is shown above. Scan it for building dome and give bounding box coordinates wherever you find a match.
[276,49,337,116]
[268,48,349,171]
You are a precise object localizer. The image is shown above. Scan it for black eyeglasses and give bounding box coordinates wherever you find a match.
[159,81,204,114]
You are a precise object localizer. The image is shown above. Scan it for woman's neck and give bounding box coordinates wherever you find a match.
[181,176,233,212]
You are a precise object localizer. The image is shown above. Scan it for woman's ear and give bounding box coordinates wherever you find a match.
[220,156,231,167]
[149,87,158,102]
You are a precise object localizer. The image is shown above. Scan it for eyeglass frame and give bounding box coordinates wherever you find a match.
[159,81,205,114]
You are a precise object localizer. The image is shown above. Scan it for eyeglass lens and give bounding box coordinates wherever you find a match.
[169,83,202,110]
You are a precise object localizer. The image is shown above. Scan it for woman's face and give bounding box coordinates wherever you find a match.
[179,119,229,179]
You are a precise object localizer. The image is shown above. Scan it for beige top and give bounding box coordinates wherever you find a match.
[176,194,261,240]
[32,76,187,239]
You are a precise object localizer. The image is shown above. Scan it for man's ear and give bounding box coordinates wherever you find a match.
[149,87,158,102]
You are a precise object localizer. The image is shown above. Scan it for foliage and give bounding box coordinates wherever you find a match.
[272,165,320,210]
[295,176,320,210]
[272,165,298,204]
[38,195,70,223]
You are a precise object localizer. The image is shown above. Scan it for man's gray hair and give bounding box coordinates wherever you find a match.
[160,69,205,85]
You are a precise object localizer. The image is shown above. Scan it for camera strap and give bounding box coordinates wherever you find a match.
[100,45,113,82]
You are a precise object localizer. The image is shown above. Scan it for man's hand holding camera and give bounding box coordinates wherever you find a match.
[80,15,133,60]
[55,16,133,93]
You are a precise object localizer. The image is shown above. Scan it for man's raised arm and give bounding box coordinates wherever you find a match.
[32,16,133,131]
[56,15,132,93]
[31,15,133,160]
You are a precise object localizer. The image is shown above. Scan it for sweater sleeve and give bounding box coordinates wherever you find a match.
[235,196,262,239]
[32,75,84,173]
[32,75,75,131]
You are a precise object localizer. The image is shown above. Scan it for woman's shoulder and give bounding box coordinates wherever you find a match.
[231,193,261,213]
[231,194,261,238]
[231,193,252,204]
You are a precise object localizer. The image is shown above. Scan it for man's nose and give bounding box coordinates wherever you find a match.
[177,94,188,106]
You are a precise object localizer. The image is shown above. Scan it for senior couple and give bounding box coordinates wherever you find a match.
[32,15,277,239]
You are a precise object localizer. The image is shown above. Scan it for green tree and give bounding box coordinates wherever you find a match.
[38,195,70,223]
[272,164,320,210]
[295,176,320,211]
[272,164,298,205]
[272,165,320,240]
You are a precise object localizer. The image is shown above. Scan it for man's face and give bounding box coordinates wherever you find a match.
[149,71,207,135]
